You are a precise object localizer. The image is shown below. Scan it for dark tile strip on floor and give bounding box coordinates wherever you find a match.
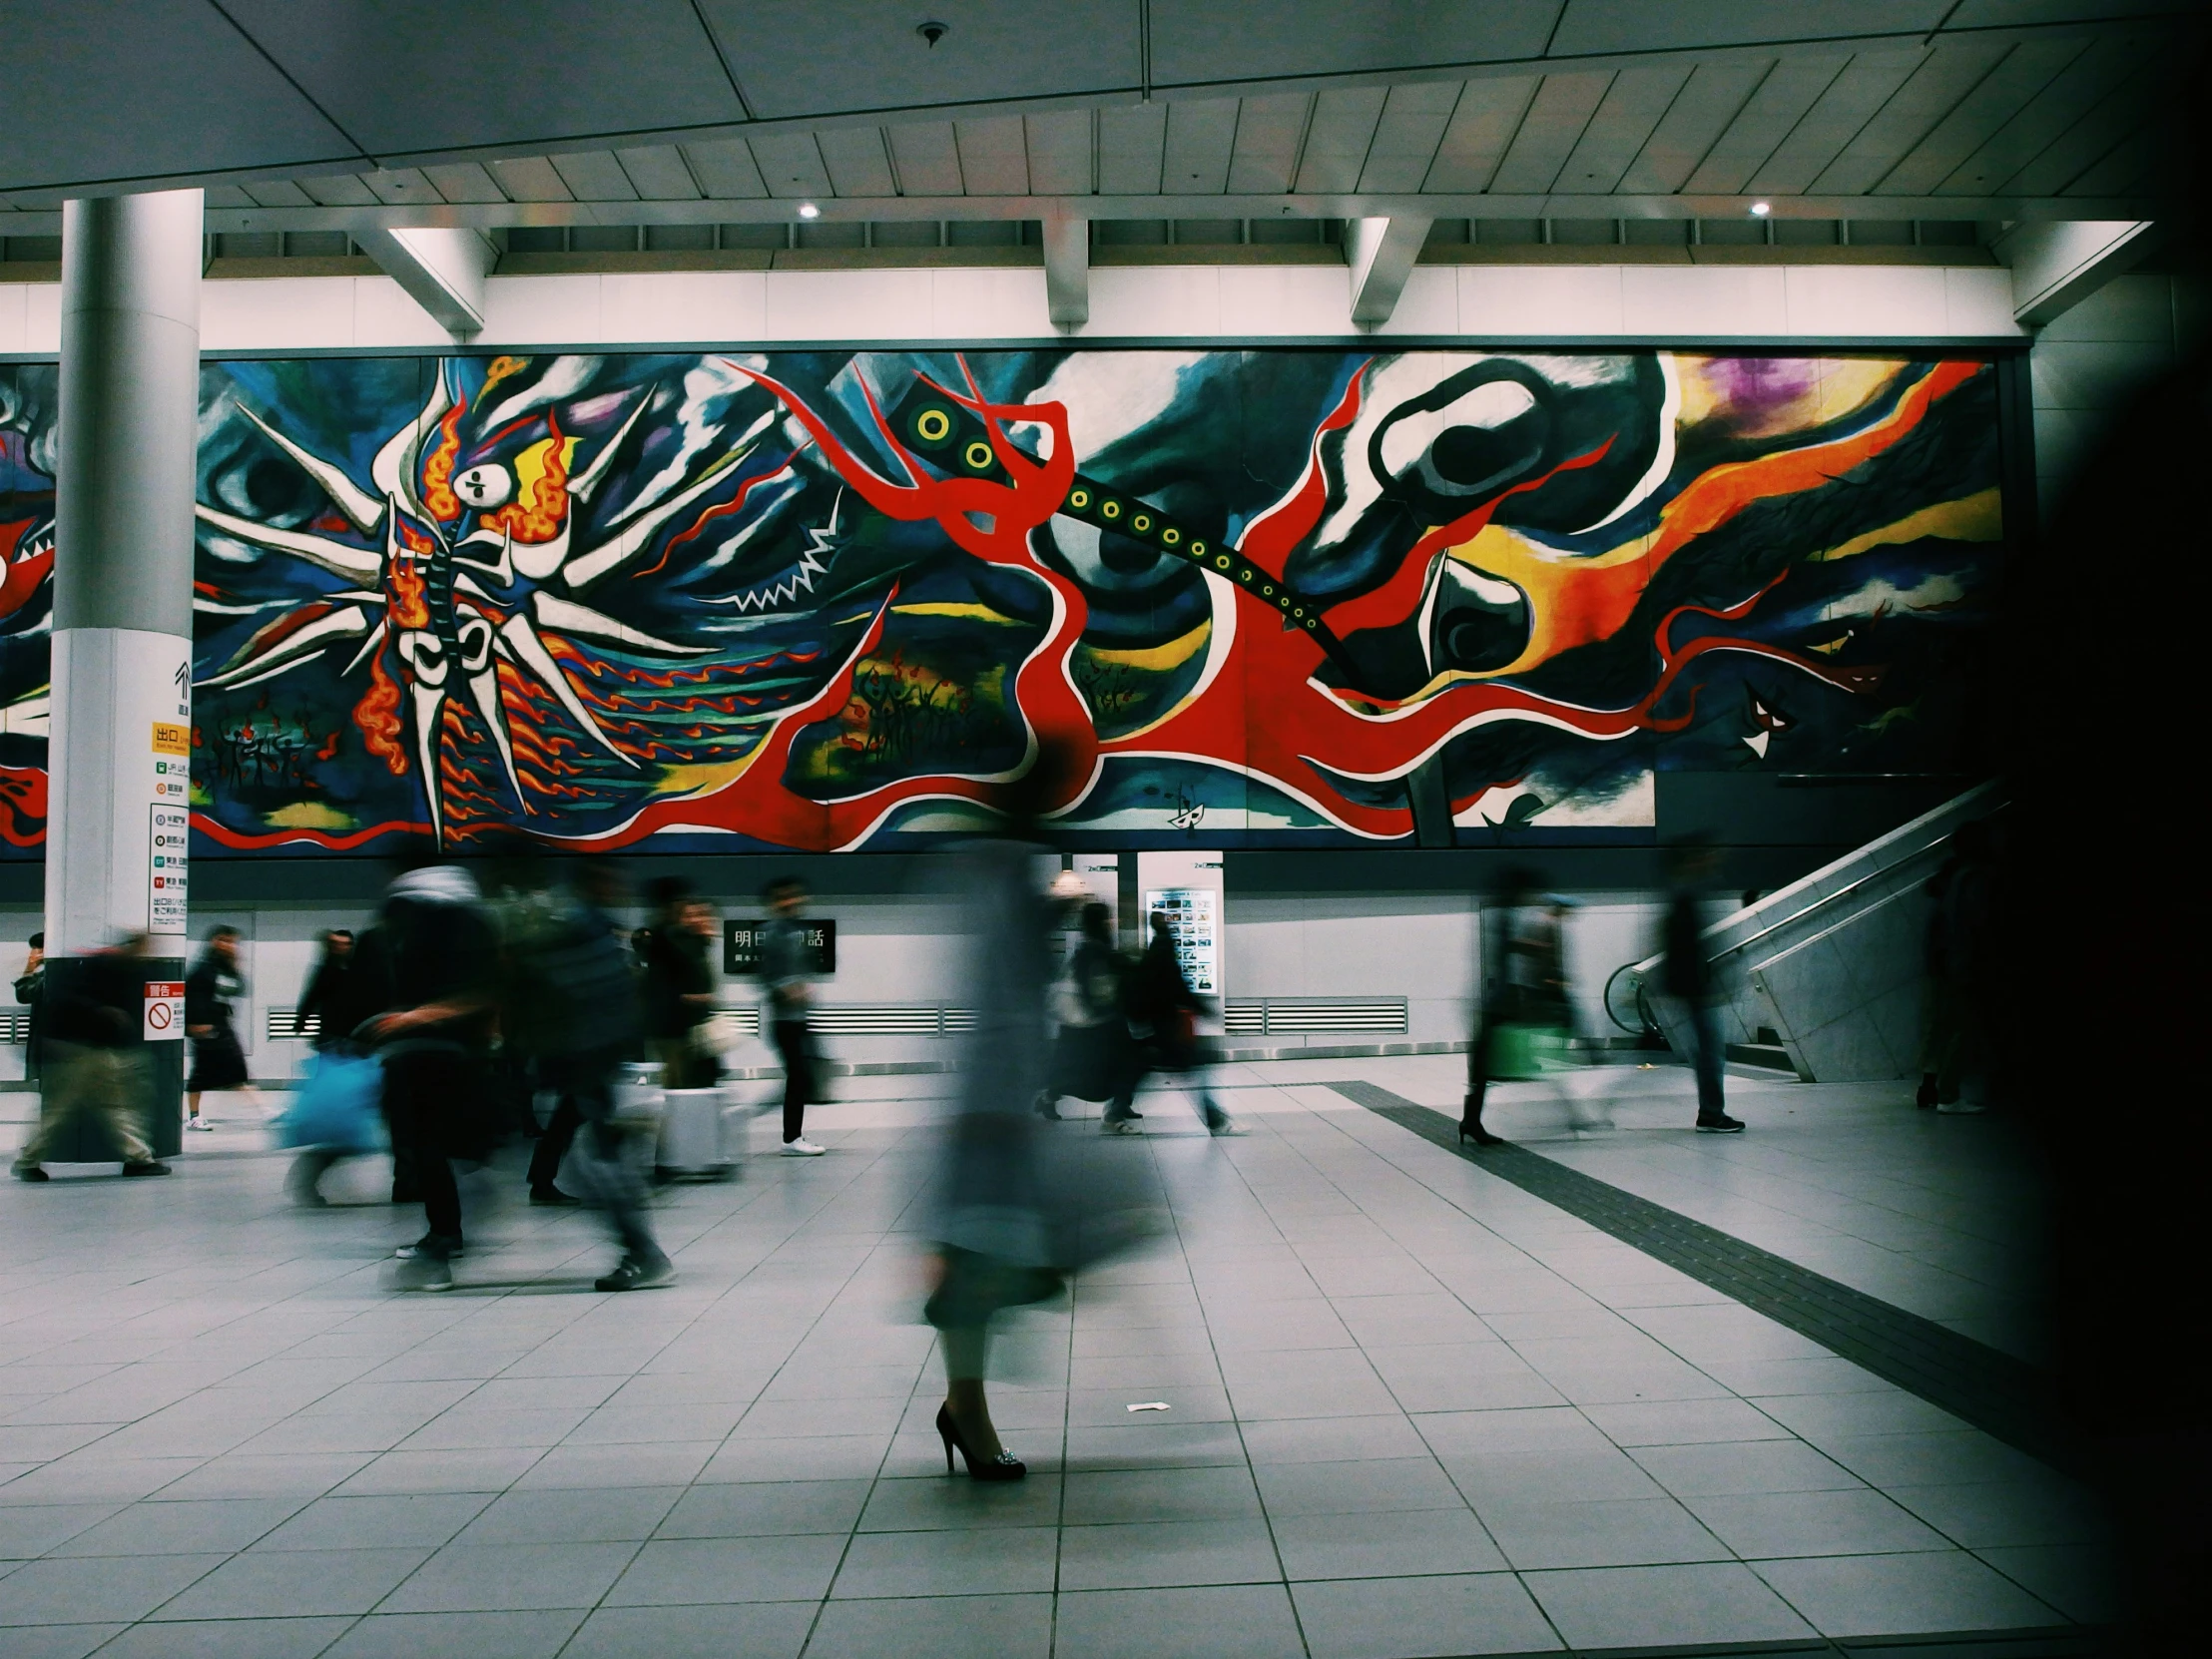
[1471,1630,2097,1659]
[1327,1079,2073,1476]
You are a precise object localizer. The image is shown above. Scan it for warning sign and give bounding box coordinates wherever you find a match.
[151,722,189,756]
[144,980,184,1041]
[149,805,189,934]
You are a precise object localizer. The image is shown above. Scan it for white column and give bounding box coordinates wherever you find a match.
[46,190,202,959]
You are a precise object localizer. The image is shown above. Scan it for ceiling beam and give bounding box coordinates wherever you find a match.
[1043,216,1088,327]
[348,226,492,335]
[1996,219,2159,328]
[0,191,2148,241]
[1346,217,1431,327]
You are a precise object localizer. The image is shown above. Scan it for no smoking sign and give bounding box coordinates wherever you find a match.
[143,981,184,1042]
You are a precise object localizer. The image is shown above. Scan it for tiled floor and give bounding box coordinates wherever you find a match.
[0,1060,2107,1657]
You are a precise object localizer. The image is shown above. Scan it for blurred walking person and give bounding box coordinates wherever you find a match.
[1039,900,1132,1121]
[640,878,721,1089]
[537,861,673,1292]
[1105,909,1241,1136]
[371,866,500,1289]
[758,876,826,1156]
[184,924,261,1129]
[1661,841,1743,1134]
[294,929,355,1051]
[14,933,169,1181]
[1917,820,1995,1114]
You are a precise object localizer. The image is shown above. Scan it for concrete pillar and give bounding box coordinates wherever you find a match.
[43,190,202,1157]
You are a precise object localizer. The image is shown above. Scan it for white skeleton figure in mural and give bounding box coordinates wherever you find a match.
[194,367,760,840]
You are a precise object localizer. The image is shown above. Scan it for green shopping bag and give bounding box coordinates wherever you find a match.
[1489,1022,1570,1081]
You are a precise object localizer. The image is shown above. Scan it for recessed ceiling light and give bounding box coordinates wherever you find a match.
[1750,202,1771,217]
[798,203,821,220]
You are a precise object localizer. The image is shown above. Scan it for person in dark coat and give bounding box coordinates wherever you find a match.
[185,925,261,1130]
[370,866,500,1289]
[14,930,44,1084]
[1103,910,1241,1136]
[1916,819,1995,1112]
[295,929,355,1052]
[1660,841,1742,1134]
[1038,901,1132,1120]
[1460,867,1546,1146]
[638,877,720,1090]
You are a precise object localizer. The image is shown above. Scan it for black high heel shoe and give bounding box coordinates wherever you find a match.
[935,1401,1026,1481]
[1457,1097,1503,1147]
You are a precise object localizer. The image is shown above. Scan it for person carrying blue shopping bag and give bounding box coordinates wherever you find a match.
[281,1046,387,1206]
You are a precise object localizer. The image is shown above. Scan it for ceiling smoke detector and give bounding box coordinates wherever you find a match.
[916,20,949,48]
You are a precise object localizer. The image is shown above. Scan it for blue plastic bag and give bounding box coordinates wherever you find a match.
[280,1052,386,1153]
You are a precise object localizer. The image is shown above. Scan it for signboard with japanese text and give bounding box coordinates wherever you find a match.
[724,919,836,977]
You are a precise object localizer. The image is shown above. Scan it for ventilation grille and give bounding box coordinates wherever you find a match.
[1224,997,1408,1035]
[267,1008,318,1041]
[1,1010,27,1044]
[806,1004,975,1037]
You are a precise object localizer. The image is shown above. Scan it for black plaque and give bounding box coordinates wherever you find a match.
[725,918,836,976]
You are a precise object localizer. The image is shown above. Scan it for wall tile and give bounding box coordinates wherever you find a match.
[479,275,603,344]
[202,277,358,352]
[1375,266,1458,335]
[1459,265,1624,335]
[351,276,454,349]
[930,268,1052,338]
[1081,267,1223,336]
[1940,268,2021,338]
[1220,266,1354,335]
[0,281,29,353]
[1783,267,1946,338]
[1621,267,1787,338]
[599,273,765,344]
[21,280,59,353]
[761,270,923,342]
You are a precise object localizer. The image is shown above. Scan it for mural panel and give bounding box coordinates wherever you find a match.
[0,348,2003,855]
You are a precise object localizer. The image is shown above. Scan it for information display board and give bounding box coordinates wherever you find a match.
[148,805,189,934]
[724,918,836,977]
[1142,886,1219,996]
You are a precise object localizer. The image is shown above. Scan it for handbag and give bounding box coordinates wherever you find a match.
[1488,1022,1570,1082]
[280,1051,386,1153]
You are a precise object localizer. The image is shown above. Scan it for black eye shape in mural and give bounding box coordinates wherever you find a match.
[0,349,2002,855]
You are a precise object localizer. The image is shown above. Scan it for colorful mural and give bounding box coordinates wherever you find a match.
[0,349,2004,855]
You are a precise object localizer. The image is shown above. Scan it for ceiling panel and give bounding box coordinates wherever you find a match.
[1152,1,1561,86]
[1228,96,1309,194]
[1683,54,1847,193]
[1796,40,2008,198]
[487,156,576,203]
[422,162,506,204]
[2002,60,2165,194]
[617,146,704,201]
[1421,78,1539,193]
[1,0,357,192]
[2067,124,2156,195]
[1026,111,1095,195]
[887,125,966,196]
[815,129,897,198]
[222,0,742,157]
[1936,34,2146,196]
[1616,58,1771,194]
[1489,72,1612,196]
[1553,63,1691,194]
[1877,36,2087,196]
[703,1,1139,121]
[956,117,1031,196]
[242,179,317,209]
[748,132,834,200]
[1751,50,1933,196]
[1163,100,1241,195]
[1358,83,1462,194]
[205,186,259,210]
[362,169,439,208]
[1551,1,1946,57]
[549,152,639,203]
[1945,0,2198,23]
[1295,88,1387,194]
[1097,105,1168,196]
[298,174,382,208]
